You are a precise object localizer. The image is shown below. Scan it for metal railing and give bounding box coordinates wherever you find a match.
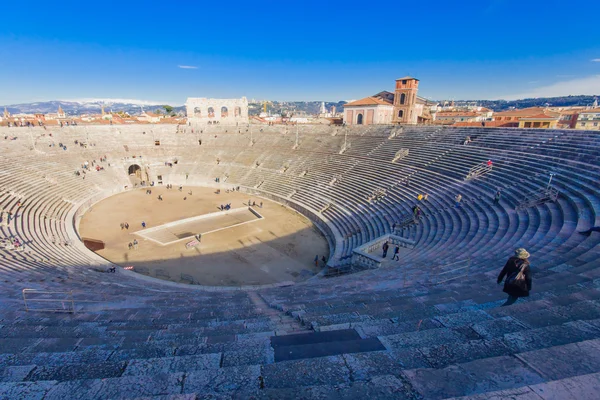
[23,289,75,313]
[465,164,492,181]
[515,187,559,210]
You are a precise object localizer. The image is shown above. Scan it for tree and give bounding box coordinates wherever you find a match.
[163,105,174,114]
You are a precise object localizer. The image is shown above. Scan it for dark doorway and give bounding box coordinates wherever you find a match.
[128,164,142,178]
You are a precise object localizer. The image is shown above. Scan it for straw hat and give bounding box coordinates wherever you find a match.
[515,248,530,259]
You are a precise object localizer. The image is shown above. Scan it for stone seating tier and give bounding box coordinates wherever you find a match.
[0,124,599,398]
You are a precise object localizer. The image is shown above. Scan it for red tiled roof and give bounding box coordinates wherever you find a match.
[519,113,559,120]
[344,97,393,107]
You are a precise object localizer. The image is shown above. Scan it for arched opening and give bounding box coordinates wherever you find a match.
[400,93,406,105]
[208,107,215,118]
[357,114,363,125]
[221,106,228,118]
[193,107,201,117]
[398,110,404,119]
[234,106,241,117]
[128,164,141,178]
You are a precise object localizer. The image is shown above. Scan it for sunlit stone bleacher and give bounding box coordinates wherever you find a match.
[0,124,599,398]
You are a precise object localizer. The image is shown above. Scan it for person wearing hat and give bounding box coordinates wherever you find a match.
[497,248,532,306]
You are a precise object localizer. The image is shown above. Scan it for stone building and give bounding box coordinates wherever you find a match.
[575,108,600,130]
[186,97,249,125]
[392,77,421,124]
[343,77,435,126]
[343,96,394,125]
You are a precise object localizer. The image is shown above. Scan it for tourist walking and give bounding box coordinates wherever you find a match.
[382,241,389,258]
[497,248,532,306]
[494,190,501,204]
[392,245,400,261]
[133,239,138,250]
[141,221,146,228]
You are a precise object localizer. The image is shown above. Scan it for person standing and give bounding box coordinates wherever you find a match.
[455,194,462,207]
[382,241,389,258]
[494,190,501,204]
[497,248,532,306]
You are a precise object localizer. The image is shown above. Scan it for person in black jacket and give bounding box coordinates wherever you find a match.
[497,248,532,306]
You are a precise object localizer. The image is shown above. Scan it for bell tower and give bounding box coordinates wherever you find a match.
[392,76,419,124]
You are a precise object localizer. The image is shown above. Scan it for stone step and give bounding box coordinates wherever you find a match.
[273,337,385,363]
[446,371,600,399]
[270,328,360,348]
[403,355,545,399]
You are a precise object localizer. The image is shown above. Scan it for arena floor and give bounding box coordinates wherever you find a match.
[78,186,329,286]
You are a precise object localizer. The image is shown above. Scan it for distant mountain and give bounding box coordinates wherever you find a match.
[1,100,186,116]
[3,95,597,117]
[440,95,599,112]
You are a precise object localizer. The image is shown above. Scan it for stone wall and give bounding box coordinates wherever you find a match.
[186,97,249,125]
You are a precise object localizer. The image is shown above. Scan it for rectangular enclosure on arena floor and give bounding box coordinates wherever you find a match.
[186,97,249,125]
[134,206,263,246]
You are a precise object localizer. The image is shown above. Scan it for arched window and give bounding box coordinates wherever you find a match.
[400,93,406,105]
[398,110,404,119]
[208,107,215,118]
[194,107,201,117]
[234,106,241,117]
[357,114,363,125]
[221,106,228,118]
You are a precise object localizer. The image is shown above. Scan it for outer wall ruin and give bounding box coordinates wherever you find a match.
[186,97,249,125]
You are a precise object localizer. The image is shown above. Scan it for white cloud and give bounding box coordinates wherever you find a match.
[591,59,600,62]
[178,65,198,69]
[501,75,600,100]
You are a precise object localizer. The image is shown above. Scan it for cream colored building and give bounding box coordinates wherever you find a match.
[186,97,249,125]
[343,97,394,125]
[575,108,600,130]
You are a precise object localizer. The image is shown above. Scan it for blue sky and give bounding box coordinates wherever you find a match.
[1,0,599,105]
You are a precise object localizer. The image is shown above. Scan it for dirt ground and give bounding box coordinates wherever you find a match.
[79,186,329,286]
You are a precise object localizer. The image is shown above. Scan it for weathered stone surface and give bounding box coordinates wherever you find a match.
[403,355,545,399]
[257,375,414,400]
[470,316,530,339]
[26,361,126,381]
[379,327,466,350]
[0,365,35,382]
[342,351,403,381]
[222,345,272,367]
[45,372,184,399]
[503,321,599,353]
[123,353,221,376]
[359,317,443,338]
[385,347,432,369]
[262,355,350,389]
[419,338,512,368]
[0,338,40,354]
[0,381,57,400]
[517,339,600,380]
[445,386,542,399]
[183,365,260,394]
[529,371,600,399]
[434,310,492,328]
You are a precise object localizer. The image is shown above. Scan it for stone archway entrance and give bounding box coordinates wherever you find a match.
[357,114,363,125]
[128,164,142,178]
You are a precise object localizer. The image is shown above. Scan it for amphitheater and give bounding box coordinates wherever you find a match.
[0,123,599,399]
